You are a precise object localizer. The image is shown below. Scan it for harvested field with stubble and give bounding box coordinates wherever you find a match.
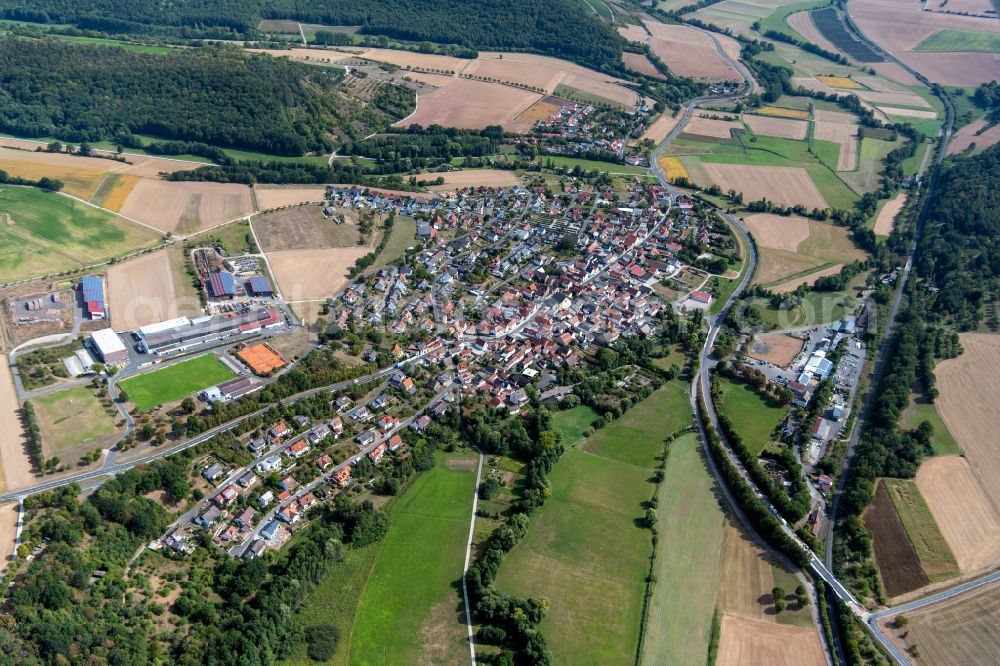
[119,180,255,234]
[744,115,808,140]
[642,114,681,143]
[935,333,1000,509]
[252,205,362,252]
[91,174,139,211]
[685,116,744,139]
[916,455,1000,574]
[398,78,542,132]
[882,478,960,582]
[873,192,907,235]
[623,52,665,79]
[512,97,564,128]
[948,118,1000,155]
[658,156,689,182]
[716,615,825,666]
[747,333,805,367]
[768,264,844,294]
[701,164,828,209]
[757,106,810,120]
[266,247,371,301]
[254,186,327,210]
[620,21,741,80]
[107,247,202,331]
[426,169,521,190]
[745,213,810,252]
[884,579,1000,666]
[865,480,929,597]
[878,106,938,119]
[813,120,859,170]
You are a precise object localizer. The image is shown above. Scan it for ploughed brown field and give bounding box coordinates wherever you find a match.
[864,480,929,597]
[947,119,1000,156]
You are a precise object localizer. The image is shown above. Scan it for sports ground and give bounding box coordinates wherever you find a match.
[119,354,235,411]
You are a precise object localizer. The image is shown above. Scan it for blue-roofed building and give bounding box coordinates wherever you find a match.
[208,271,237,299]
[81,275,106,320]
[248,275,273,297]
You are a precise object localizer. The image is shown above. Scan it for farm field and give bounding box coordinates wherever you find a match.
[744,115,808,140]
[107,247,202,331]
[497,385,688,666]
[715,615,826,666]
[865,480,929,598]
[119,180,255,235]
[0,148,108,199]
[0,502,16,566]
[745,213,866,288]
[91,174,139,211]
[119,354,235,411]
[947,118,1000,155]
[550,405,599,447]
[873,192,906,236]
[641,113,681,144]
[348,453,475,666]
[254,185,327,210]
[265,247,372,301]
[934,333,1000,510]
[658,156,689,182]
[915,28,1000,53]
[640,432,726,666]
[581,380,692,466]
[746,333,805,367]
[622,52,665,79]
[813,120,859,170]
[32,386,120,462]
[618,21,741,80]
[883,579,1000,666]
[0,358,27,491]
[693,0,789,36]
[839,136,904,195]
[847,0,1000,86]
[252,205,363,252]
[916,456,1000,574]
[425,169,521,190]
[0,186,161,283]
[398,77,542,132]
[717,378,787,456]
[881,478,959,583]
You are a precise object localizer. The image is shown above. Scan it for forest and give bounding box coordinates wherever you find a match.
[0,0,624,72]
[0,38,408,155]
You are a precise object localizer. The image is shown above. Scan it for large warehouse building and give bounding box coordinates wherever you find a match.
[81,275,106,320]
[90,328,129,365]
[136,307,284,356]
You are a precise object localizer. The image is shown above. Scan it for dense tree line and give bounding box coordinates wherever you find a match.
[757,28,847,65]
[973,80,1000,122]
[0,0,625,72]
[341,125,504,171]
[0,38,406,155]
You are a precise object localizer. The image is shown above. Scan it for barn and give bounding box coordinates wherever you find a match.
[208,271,237,299]
[81,275,106,320]
[248,275,274,297]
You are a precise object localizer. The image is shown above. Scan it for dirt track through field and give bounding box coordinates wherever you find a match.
[107,248,200,330]
[701,164,828,209]
[716,615,825,666]
[935,333,1000,511]
[0,358,30,491]
[916,455,1000,574]
[873,192,906,235]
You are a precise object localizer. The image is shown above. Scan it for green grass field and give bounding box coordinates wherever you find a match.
[915,29,1000,53]
[641,431,727,665]
[583,381,692,467]
[551,405,600,447]
[755,0,830,42]
[371,215,417,270]
[282,544,380,666]
[119,354,235,411]
[33,386,120,457]
[718,378,787,456]
[496,384,692,665]
[0,186,161,282]
[903,398,961,456]
[751,291,854,328]
[541,155,650,176]
[348,453,475,665]
[882,478,960,582]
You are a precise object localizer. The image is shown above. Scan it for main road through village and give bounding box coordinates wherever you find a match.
[0,22,989,666]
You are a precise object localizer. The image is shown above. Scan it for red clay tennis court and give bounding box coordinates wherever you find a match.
[237,343,287,374]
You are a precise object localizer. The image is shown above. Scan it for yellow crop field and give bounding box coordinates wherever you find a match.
[757,106,811,120]
[817,76,863,90]
[0,160,107,199]
[92,174,140,212]
[658,156,689,182]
